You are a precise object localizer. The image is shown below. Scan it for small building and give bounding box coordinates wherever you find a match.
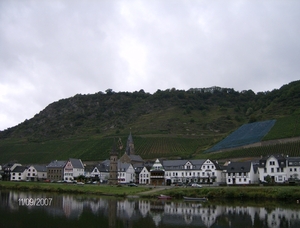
[64,160,74,182]
[286,157,300,181]
[10,166,27,181]
[47,160,67,181]
[69,158,85,178]
[150,159,165,185]
[118,162,135,184]
[2,162,21,181]
[33,164,47,181]
[258,154,287,183]
[90,160,110,182]
[139,166,150,184]
[226,161,258,185]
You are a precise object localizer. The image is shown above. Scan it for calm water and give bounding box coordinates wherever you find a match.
[1,190,300,228]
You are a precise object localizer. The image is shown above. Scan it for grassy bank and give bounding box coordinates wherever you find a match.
[2,181,300,201]
[0,181,148,197]
[152,186,300,201]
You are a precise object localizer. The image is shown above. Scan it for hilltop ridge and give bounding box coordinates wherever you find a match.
[0,80,300,163]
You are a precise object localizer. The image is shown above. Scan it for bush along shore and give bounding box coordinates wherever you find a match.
[1,181,300,201]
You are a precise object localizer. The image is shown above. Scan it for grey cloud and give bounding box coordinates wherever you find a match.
[0,0,300,130]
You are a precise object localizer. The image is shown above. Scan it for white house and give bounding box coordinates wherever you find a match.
[64,160,74,182]
[10,166,27,181]
[258,154,287,183]
[200,159,223,184]
[62,158,85,182]
[69,158,85,178]
[26,165,38,181]
[33,165,47,180]
[139,166,150,184]
[162,159,223,185]
[90,162,109,182]
[118,162,135,184]
[226,161,258,185]
[286,157,300,180]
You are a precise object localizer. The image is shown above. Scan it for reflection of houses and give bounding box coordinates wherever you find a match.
[226,161,258,185]
[139,200,151,217]
[62,195,83,219]
[163,202,222,227]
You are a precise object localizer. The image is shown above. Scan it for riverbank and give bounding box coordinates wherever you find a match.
[1,181,300,200]
[151,185,300,201]
[0,181,148,197]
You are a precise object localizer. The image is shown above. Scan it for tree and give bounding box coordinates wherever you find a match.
[105,88,114,94]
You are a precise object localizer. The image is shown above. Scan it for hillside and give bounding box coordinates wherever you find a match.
[0,80,300,164]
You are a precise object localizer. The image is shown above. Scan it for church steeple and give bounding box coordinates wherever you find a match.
[125,132,135,155]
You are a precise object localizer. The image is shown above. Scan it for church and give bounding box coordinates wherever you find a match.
[108,132,144,185]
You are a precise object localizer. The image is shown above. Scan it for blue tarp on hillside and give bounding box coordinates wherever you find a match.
[205,120,276,153]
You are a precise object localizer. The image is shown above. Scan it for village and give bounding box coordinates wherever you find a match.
[1,133,300,186]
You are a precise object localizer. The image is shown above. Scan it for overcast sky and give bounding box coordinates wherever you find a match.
[0,0,299,131]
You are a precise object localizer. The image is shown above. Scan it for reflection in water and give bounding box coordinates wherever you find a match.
[1,190,300,228]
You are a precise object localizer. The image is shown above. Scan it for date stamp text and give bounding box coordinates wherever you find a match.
[18,198,53,206]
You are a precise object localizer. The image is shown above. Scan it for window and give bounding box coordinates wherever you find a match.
[271,168,274,173]
[264,168,267,173]
[290,168,293,172]
[295,168,297,172]
[270,161,275,165]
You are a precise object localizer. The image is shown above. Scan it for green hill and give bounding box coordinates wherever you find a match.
[1,80,300,164]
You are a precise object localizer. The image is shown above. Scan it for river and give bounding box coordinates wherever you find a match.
[1,190,300,228]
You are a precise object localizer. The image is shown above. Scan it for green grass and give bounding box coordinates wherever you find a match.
[263,115,300,140]
[0,181,148,196]
[146,186,300,200]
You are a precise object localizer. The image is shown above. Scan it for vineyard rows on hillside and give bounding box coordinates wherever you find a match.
[198,140,300,161]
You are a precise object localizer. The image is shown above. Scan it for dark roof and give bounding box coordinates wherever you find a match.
[12,166,27,172]
[227,162,252,173]
[32,165,47,172]
[162,159,205,170]
[259,154,286,168]
[118,161,131,171]
[69,158,84,169]
[96,163,109,172]
[46,160,66,168]
[129,155,143,162]
[287,157,300,166]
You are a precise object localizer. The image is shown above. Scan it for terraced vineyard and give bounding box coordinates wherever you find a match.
[133,136,212,159]
[196,140,300,161]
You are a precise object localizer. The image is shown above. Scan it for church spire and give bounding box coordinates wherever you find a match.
[125,132,135,155]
